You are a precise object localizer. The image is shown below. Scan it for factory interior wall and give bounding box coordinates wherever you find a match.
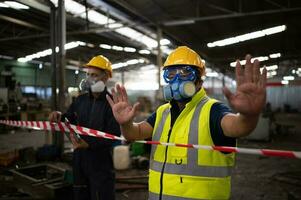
[0,59,85,87]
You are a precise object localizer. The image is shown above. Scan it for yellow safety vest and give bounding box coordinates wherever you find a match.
[149,88,236,200]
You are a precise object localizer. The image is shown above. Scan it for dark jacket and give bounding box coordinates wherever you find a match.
[62,90,120,168]
[63,89,121,200]
[63,89,121,151]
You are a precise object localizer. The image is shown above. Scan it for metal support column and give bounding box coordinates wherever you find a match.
[50,3,57,110]
[156,27,163,104]
[56,0,66,152]
[58,0,66,112]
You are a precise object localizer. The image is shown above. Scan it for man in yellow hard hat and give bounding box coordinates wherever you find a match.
[49,55,120,200]
[106,46,267,199]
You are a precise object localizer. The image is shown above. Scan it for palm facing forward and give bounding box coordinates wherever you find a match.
[223,54,267,116]
[106,84,140,125]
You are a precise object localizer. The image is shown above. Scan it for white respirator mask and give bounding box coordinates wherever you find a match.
[79,77,105,93]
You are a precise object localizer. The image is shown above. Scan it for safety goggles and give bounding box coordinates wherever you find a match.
[163,66,197,83]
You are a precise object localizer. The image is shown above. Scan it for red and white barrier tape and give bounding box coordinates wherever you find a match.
[1,120,301,159]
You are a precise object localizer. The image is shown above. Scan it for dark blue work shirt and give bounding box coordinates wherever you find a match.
[63,89,121,198]
[146,101,236,147]
[63,90,121,151]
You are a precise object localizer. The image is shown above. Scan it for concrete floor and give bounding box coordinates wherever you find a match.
[232,133,301,200]
[0,126,300,199]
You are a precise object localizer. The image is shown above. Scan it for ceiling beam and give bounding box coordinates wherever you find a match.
[0,14,46,31]
[163,7,301,26]
[206,3,236,14]
[264,0,286,9]
[0,21,142,42]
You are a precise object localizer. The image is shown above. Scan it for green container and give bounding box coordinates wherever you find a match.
[131,143,145,156]
[63,170,73,184]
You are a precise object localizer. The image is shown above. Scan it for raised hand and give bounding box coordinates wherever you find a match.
[48,111,62,122]
[106,84,140,125]
[70,132,89,149]
[223,54,267,116]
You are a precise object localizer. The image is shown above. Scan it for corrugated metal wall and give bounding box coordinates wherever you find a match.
[267,86,301,112]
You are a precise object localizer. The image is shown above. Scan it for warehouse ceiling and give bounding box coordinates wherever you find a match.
[0,0,301,79]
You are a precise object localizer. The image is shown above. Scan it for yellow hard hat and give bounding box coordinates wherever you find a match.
[84,55,112,78]
[163,46,205,76]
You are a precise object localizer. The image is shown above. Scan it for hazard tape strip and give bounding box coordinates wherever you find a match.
[1,120,301,159]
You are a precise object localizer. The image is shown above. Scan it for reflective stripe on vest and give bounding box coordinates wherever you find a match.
[149,192,208,200]
[150,108,170,161]
[150,96,232,177]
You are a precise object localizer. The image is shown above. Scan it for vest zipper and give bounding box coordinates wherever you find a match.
[159,128,172,200]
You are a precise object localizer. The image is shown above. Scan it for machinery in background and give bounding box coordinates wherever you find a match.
[10,163,72,199]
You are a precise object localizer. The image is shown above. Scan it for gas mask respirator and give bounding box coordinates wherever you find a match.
[162,66,197,102]
[79,77,105,93]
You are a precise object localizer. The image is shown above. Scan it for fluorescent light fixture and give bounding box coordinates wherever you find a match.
[126,59,139,65]
[112,45,123,51]
[138,59,145,63]
[100,44,137,53]
[18,41,85,63]
[107,23,123,29]
[0,2,9,7]
[267,71,277,77]
[208,25,286,48]
[50,0,173,50]
[160,39,171,46]
[83,10,115,25]
[269,53,281,58]
[86,43,95,48]
[261,65,278,72]
[124,47,136,52]
[264,26,286,35]
[99,44,111,49]
[65,0,85,15]
[266,65,278,71]
[68,87,79,93]
[112,59,146,69]
[65,41,86,50]
[115,27,158,48]
[230,56,270,67]
[281,80,289,85]
[4,1,29,9]
[253,56,269,62]
[206,72,219,77]
[112,63,127,69]
[139,50,151,54]
[283,76,294,81]
[140,35,158,48]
